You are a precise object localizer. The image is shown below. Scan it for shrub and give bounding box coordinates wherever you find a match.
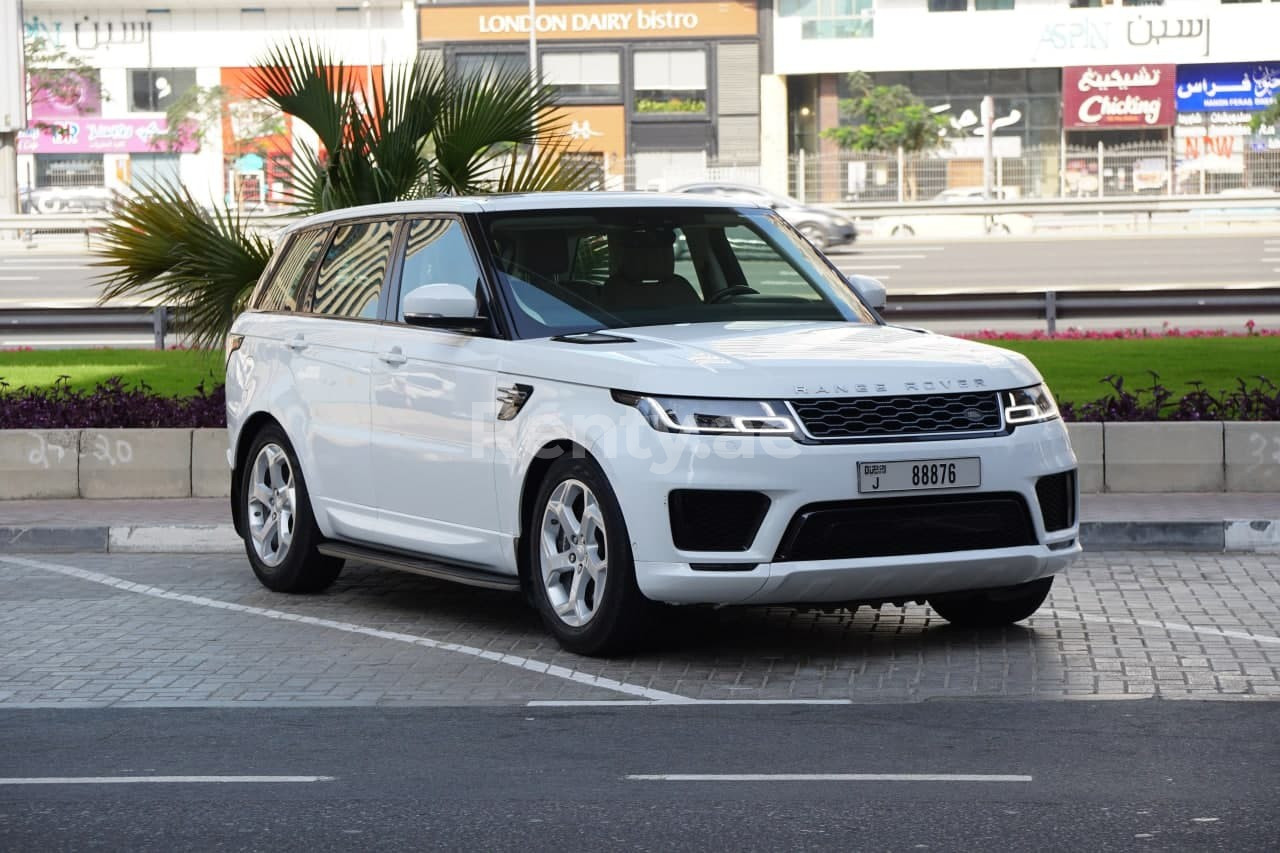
[0,377,225,429]
[1058,374,1280,422]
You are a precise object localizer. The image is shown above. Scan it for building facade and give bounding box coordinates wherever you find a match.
[417,0,765,189]
[19,1,416,210]
[768,0,1280,199]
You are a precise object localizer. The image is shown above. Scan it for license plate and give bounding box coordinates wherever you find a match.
[858,458,981,494]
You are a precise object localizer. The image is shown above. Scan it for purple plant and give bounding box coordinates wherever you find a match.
[0,376,226,429]
[1059,373,1279,422]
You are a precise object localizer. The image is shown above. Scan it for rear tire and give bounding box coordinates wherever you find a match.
[891,224,916,238]
[928,576,1053,628]
[527,455,651,656]
[239,425,343,594]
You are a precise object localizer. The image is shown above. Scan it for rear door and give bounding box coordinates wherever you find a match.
[292,217,397,541]
[368,216,506,566]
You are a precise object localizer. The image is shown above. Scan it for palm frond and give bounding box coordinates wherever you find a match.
[97,181,273,348]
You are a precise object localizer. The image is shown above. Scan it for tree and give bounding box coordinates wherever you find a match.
[1250,101,1280,133]
[97,40,591,347]
[821,71,949,200]
[23,34,107,121]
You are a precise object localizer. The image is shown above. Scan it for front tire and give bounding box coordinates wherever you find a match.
[799,224,828,250]
[239,425,343,594]
[527,455,651,656]
[928,576,1053,628]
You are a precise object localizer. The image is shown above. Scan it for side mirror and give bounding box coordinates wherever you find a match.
[402,283,482,330]
[845,274,887,312]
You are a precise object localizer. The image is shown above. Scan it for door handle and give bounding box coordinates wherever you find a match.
[287,335,308,352]
[379,348,407,366]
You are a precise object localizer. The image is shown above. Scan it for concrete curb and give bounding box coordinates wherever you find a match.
[1,521,1275,556]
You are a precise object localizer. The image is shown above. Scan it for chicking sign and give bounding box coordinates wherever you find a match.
[1063,65,1176,130]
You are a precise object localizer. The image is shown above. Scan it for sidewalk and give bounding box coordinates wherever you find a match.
[1,494,1278,554]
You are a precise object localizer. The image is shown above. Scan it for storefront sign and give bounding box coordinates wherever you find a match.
[1175,63,1280,112]
[1063,64,1175,129]
[16,118,196,154]
[420,2,756,42]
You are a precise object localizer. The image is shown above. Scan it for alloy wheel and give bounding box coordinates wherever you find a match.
[539,479,608,628]
[247,443,296,567]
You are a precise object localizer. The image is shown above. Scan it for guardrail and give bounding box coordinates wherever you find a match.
[4,288,1279,348]
[881,287,1280,334]
[829,193,1280,220]
[3,192,1280,246]
[1,306,175,349]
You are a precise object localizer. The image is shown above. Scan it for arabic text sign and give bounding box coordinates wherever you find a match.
[16,118,196,154]
[1063,64,1175,130]
[1176,63,1280,112]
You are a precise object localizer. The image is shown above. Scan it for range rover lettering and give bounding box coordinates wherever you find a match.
[225,193,1080,656]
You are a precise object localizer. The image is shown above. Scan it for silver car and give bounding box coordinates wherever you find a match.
[670,182,857,250]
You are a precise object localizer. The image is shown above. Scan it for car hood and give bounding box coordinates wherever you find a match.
[506,321,1041,399]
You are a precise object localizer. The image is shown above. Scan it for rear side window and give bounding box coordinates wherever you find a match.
[256,229,327,312]
[311,219,397,319]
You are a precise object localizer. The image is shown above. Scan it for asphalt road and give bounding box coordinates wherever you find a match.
[2,548,1279,849]
[1,702,1277,851]
[1,232,1278,345]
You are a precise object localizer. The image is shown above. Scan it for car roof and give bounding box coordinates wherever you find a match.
[282,191,767,236]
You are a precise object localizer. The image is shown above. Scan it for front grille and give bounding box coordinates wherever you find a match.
[669,489,771,552]
[774,493,1036,562]
[1036,470,1077,532]
[789,392,1002,440]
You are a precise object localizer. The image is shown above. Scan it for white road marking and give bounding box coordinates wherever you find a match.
[0,275,37,281]
[528,699,853,707]
[836,264,901,271]
[856,245,947,252]
[0,265,95,271]
[0,555,693,704]
[0,776,333,785]
[626,774,1032,782]
[838,254,927,260]
[1046,609,1280,646]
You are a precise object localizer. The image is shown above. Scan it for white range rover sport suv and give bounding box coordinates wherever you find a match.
[225,193,1080,655]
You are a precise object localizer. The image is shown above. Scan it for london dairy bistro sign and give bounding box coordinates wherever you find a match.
[1063,64,1176,129]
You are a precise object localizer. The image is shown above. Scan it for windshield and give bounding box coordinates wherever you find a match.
[479,207,877,339]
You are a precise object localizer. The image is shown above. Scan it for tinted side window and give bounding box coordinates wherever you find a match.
[312,220,397,319]
[256,229,327,312]
[396,219,484,321]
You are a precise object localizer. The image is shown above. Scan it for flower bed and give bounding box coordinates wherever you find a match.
[1,373,1277,428]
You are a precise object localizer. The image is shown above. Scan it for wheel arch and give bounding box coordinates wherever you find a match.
[514,439,598,602]
[229,411,288,538]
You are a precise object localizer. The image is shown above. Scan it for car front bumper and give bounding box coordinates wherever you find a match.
[600,418,1079,606]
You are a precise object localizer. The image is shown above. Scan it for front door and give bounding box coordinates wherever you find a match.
[369,217,505,567]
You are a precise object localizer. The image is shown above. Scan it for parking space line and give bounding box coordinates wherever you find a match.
[626,774,1032,782]
[0,776,333,785]
[1046,609,1280,646]
[0,555,694,705]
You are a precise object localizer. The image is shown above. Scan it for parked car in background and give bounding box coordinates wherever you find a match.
[225,192,1078,656]
[933,186,1020,202]
[669,182,857,249]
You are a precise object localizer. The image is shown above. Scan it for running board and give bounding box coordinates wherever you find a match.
[316,541,521,592]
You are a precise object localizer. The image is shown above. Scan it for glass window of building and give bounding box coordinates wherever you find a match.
[128,68,196,112]
[633,50,708,114]
[927,0,967,10]
[454,51,530,82]
[541,51,621,100]
[975,0,1015,9]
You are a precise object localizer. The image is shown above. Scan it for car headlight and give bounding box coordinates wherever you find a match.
[612,392,796,435]
[832,217,852,228]
[1004,384,1059,425]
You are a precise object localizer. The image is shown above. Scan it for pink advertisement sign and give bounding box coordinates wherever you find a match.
[28,72,103,121]
[17,118,198,154]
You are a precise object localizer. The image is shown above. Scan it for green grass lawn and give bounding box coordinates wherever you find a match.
[2,337,1277,408]
[986,337,1279,405]
[0,349,223,397]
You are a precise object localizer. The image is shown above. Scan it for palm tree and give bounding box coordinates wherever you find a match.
[98,40,591,348]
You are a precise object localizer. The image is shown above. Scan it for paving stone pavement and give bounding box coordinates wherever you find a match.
[0,550,1277,708]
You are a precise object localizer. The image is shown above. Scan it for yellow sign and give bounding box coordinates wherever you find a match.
[420,2,757,42]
